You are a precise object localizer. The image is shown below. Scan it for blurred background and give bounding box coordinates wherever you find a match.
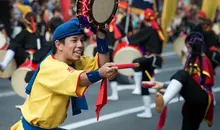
[0,0,220,130]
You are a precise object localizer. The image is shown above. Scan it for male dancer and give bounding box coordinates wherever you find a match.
[11,18,118,130]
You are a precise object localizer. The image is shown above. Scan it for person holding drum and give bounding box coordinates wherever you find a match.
[144,32,215,130]
[129,8,164,118]
[0,12,42,72]
[10,17,118,130]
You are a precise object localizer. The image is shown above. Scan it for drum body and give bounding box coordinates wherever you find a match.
[0,32,7,50]
[76,0,118,32]
[113,42,143,76]
[0,51,17,78]
[84,43,97,58]
[212,23,220,35]
[11,60,37,98]
[173,36,186,56]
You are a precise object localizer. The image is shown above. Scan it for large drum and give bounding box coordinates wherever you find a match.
[0,51,17,78]
[113,42,143,76]
[84,42,97,58]
[212,23,220,35]
[173,35,186,56]
[11,59,38,98]
[0,32,7,50]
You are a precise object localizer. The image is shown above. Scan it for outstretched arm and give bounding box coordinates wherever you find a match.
[96,29,110,66]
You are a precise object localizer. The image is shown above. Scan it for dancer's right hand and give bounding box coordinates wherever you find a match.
[98,62,118,80]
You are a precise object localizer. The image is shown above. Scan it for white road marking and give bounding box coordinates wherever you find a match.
[0,91,16,98]
[161,51,176,57]
[61,87,220,130]
[0,64,181,98]
[155,66,183,73]
[116,65,181,92]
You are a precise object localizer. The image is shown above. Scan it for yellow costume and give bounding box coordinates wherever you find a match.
[11,54,99,130]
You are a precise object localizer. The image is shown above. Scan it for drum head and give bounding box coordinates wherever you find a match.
[11,67,32,98]
[0,32,6,49]
[0,51,17,78]
[84,43,97,58]
[212,23,220,35]
[113,47,142,76]
[173,37,185,56]
[90,0,117,24]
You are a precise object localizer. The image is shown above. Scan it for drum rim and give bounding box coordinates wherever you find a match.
[113,48,142,63]
[11,67,32,98]
[113,46,143,57]
[76,0,118,28]
[88,0,118,26]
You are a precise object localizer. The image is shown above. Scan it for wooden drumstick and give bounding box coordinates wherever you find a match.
[114,63,139,69]
[145,71,152,81]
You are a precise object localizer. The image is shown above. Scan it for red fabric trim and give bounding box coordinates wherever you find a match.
[157,106,167,130]
[51,54,55,59]
[75,71,89,98]
[96,78,108,121]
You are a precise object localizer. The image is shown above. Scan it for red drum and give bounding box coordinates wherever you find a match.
[113,42,143,76]
[11,52,37,98]
[0,32,8,50]
[0,51,17,78]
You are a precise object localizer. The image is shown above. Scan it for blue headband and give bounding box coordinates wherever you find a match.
[185,32,204,45]
[188,37,204,45]
[52,18,83,42]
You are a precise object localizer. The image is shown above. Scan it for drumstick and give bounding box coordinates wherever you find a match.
[145,71,152,81]
[114,63,139,69]
[142,81,156,88]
